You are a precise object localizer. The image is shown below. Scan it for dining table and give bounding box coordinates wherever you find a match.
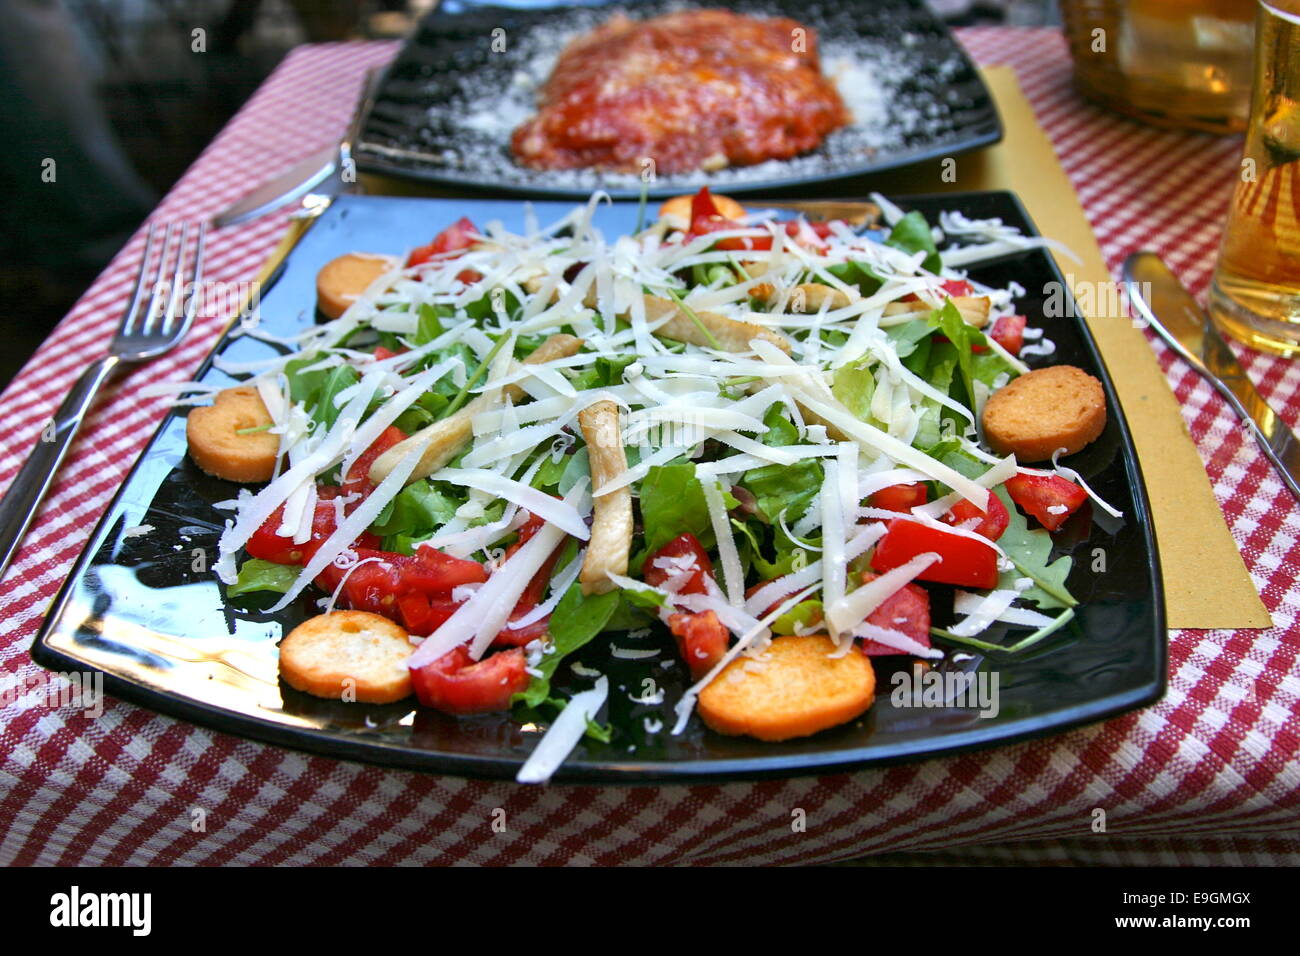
[0,27,1296,867]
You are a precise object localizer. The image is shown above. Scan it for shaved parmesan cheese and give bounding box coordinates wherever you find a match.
[516,676,608,784]
[410,481,591,667]
[824,551,941,637]
[701,479,743,606]
[437,468,591,540]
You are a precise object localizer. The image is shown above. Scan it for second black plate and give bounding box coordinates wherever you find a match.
[356,0,1002,198]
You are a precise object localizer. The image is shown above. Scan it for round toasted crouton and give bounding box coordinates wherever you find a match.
[316,252,398,319]
[185,385,280,483]
[658,192,747,229]
[278,610,414,704]
[697,635,876,742]
[981,365,1107,463]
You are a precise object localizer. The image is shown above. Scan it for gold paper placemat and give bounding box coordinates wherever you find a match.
[858,66,1269,629]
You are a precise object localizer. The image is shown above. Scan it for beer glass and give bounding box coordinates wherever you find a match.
[1208,1,1300,355]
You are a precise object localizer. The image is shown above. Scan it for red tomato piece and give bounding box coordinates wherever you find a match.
[989,313,1027,356]
[1004,473,1088,532]
[942,490,1010,541]
[941,279,974,297]
[395,592,460,636]
[341,425,407,497]
[858,572,932,656]
[245,500,379,565]
[312,547,487,622]
[406,216,478,267]
[667,610,729,680]
[409,646,529,714]
[643,533,715,595]
[869,482,928,513]
[870,518,1000,589]
[784,220,836,240]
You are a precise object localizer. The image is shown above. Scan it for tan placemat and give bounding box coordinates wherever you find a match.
[859,66,1268,629]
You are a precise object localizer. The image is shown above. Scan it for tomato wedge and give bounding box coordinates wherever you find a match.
[311,546,488,628]
[988,313,1027,356]
[667,610,729,680]
[645,533,728,675]
[869,482,928,513]
[342,425,407,498]
[684,187,836,252]
[870,518,999,589]
[942,490,1010,541]
[409,646,529,714]
[1005,473,1088,532]
[643,533,715,595]
[858,572,933,656]
[406,216,478,267]
[246,499,379,565]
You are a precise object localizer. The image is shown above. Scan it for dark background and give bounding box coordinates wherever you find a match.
[0,0,1057,391]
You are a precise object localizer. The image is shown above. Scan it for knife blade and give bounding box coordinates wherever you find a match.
[212,145,338,228]
[211,67,381,229]
[1123,251,1300,499]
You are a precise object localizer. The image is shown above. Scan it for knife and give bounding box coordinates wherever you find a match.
[211,67,381,228]
[1123,251,1300,499]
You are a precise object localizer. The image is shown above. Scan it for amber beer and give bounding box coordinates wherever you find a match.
[1062,0,1258,133]
[1209,1,1300,355]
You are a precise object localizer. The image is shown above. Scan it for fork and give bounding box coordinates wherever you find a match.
[0,221,206,582]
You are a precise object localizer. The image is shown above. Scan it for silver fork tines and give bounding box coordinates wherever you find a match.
[0,220,206,581]
[115,221,207,360]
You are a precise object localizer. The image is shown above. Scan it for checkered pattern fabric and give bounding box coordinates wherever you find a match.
[1,30,1296,866]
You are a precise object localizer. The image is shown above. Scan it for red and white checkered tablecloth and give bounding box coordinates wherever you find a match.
[1,29,1297,867]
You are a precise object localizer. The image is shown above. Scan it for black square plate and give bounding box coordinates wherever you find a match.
[32,192,1165,783]
[356,0,1002,198]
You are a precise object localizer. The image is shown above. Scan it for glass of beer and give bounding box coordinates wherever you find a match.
[1061,0,1258,134]
[1208,1,1300,355]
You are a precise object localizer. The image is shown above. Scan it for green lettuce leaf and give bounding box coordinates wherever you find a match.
[740,460,823,525]
[992,486,1076,610]
[832,360,876,423]
[228,559,299,596]
[371,479,461,538]
[513,584,622,708]
[638,461,712,556]
[885,211,942,273]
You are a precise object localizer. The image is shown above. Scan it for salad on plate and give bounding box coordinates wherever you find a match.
[182,188,1119,782]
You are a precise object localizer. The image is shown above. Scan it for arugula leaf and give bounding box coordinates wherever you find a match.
[885,318,937,360]
[513,584,621,708]
[228,559,299,596]
[885,210,942,273]
[741,460,823,525]
[927,300,1019,412]
[825,261,884,296]
[992,486,1076,609]
[531,451,571,491]
[760,403,800,447]
[773,599,823,635]
[570,354,635,391]
[315,364,360,432]
[284,353,330,406]
[412,303,448,345]
[558,446,591,495]
[733,517,817,579]
[371,479,461,538]
[638,461,712,556]
[928,299,986,409]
